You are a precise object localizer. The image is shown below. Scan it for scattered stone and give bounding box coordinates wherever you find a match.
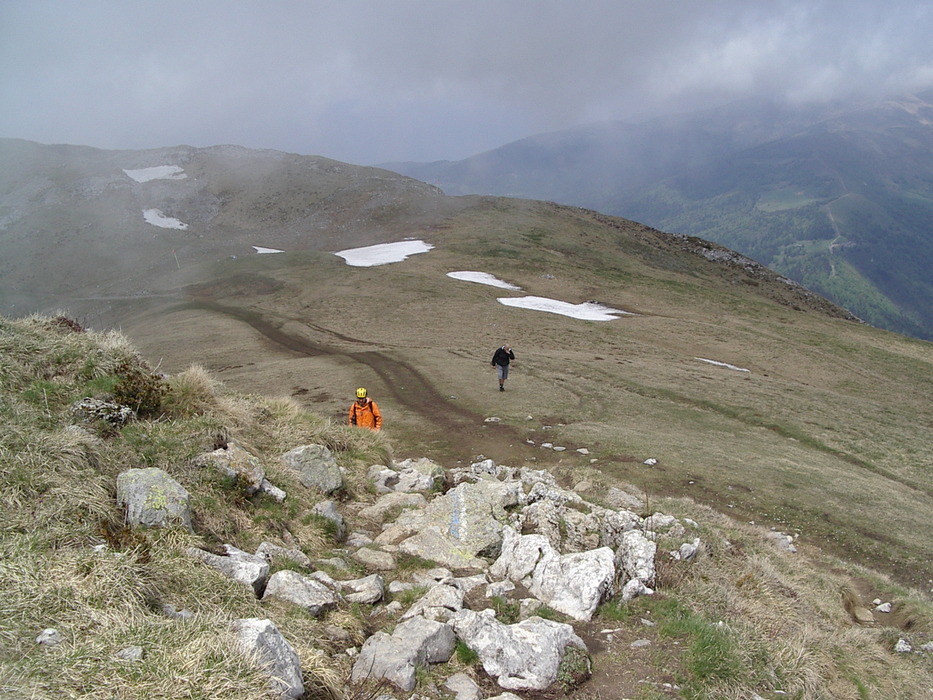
[262,569,341,616]
[338,574,385,605]
[231,618,304,699]
[894,638,912,653]
[280,444,343,494]
[402,583,464,621]
[449,609,587,691]
[36,628,63,646]
[311,500,346,541]
[116,467,192,531]
[186,545,269,596]
[358,491,427,522]
[875,602,892,613]
[193,439,265,494]
[71,397,134,425]
[351,616,455,692]
[444,671,482,700]
[255,542,312,570]
[352,547,397,571]
[115,645,145,661]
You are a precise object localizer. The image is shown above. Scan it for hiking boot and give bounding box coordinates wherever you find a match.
[499,385,505,391]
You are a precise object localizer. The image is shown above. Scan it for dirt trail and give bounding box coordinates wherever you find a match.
[182,299,548,466]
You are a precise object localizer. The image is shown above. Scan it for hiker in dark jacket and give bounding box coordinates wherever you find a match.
[491,344,515,391]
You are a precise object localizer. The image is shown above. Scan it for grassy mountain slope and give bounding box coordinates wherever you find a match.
[3,315,933,699]
[386,93,933,340]
[2,141,933,695]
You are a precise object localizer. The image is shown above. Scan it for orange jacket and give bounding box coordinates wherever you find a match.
[348,398,382,431]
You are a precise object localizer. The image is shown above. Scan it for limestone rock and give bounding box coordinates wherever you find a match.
[262,569,341,616]
[117,467,192,531]
[194,439,264,494]
[351,616,455,692]
[186,545,269,596]
[231,618,304,699]
[449,609,586,691]
[281,444,342,494]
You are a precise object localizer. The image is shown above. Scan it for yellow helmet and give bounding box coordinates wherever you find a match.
[356,387,368,398]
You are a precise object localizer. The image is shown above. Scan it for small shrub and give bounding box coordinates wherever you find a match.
[490,595,520,624]
[454,639,479,666]
[112,358,166,418]
[556,645,592,693]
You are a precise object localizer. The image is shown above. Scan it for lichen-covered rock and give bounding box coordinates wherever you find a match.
[281,444,342,494]
[116,467,192,531]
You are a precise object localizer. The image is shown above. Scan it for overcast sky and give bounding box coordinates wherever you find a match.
[2,1,932,165]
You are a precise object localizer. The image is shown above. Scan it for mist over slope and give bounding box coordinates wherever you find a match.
[1,139,931,597]
[385,91,933,340]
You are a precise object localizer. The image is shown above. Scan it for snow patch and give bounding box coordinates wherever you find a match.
[447,271,522,290]
[123,165,187,183]
[695,358,750,372]
[334,239,433,267]
[497,296,630,321]
[253,246,284,254]
[143,209,188,230]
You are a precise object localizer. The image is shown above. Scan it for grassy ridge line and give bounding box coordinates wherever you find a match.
[0,314,383,698]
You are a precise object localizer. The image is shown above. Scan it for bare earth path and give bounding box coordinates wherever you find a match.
[181,298,551,468]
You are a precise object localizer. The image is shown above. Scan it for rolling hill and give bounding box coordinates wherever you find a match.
[385,91,933,340]
[2,138,933,697]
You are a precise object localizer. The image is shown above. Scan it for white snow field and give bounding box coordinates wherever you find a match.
[253,246,284,254]
[334,240,434,266]
[446,271,522,290]
[123,165,187,183]
[142,208,188,230]
[497,296,631,321]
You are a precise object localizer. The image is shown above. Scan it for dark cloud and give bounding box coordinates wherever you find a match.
[2,1,931,164]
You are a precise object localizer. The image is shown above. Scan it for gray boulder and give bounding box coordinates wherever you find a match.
[194,439,264,494]
[358,491,427,522]
[351,616,456,692]
[449,609,586,691]
[281,444,342,494]
[311,499,346,541]
[186,545,269,596]
[401,583,464,621]
[255,542,312,570]
[116,467,192,531]
[394,479,521,568]
[231,618,304,699]
[491,526,614,621]
[337,573,385,605]
[262,569,341,616]
[616,529,656,585]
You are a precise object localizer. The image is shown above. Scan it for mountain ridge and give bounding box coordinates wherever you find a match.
[384,91,933,340]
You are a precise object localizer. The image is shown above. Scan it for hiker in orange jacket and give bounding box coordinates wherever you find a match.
[348,387,382,431]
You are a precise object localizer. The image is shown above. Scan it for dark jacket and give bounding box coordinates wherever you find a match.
[491,346,515,367]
